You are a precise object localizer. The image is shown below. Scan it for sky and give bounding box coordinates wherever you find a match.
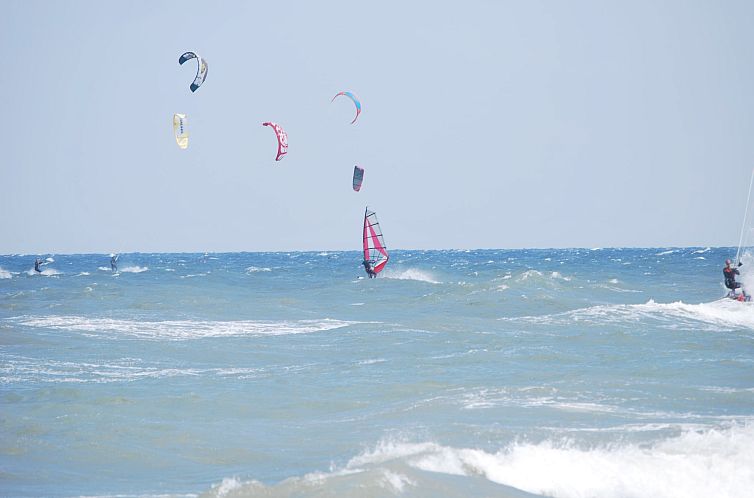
[2,0,754,253]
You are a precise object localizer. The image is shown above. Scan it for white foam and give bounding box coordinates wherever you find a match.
[358,358,386,365]
[97,266,111,271]
[45,257,54,263]
[26,268,61,276]
[0,267,11,279]
[12,315,355,341]
[693,247,711,254]
[1,355,315,384]
[656,249,676,256]
[246,266,272,273]
[210,477,244,497]
[352,424,754,498]
[382,269,441,284]
[502,299,754,331]
[379,470,415,493]
[518,270,542,281]
[120,266,148,273]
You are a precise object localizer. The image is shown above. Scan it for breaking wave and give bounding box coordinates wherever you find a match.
[10,316,356,341]
[246,266,272,273]
[382,268,441,284]
[501,299,754,331]
[202,423,754,498]
[119,266,148,273]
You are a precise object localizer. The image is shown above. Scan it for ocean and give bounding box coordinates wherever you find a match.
[1,248,753,498]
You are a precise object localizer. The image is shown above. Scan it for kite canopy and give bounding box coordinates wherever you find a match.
[331,91,361,124]
[178,51,208,92]
[363,207,389,274]
[262,122,288,161]
[173,113,188,149]
[352,165,364,192]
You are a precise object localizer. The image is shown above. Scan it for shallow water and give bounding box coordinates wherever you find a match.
[1,248,753,497]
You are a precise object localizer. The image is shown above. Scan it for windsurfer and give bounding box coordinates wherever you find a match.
[110,254,118,272]
[724,259,747,299]
[34,258,42,273]
[363,260,376,278]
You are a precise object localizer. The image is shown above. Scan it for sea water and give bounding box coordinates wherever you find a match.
[1,248,753,498]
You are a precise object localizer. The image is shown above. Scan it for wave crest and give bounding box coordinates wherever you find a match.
[501,299,754,331]
[11,316,356,340]
[382,269,441,284]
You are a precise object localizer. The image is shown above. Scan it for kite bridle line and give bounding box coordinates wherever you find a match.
[736,168,754,265]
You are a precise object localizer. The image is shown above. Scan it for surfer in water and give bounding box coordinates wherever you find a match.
[724,259,748,300]
[363,260,376,279]
[110,254,118,272]
[34,258,42,273]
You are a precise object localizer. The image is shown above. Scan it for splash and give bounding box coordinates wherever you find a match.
[119,266,148,273]
[382,269,441,284]
[26,268,61,276]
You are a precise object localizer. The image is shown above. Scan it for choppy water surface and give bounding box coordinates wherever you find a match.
[1,248,753,497]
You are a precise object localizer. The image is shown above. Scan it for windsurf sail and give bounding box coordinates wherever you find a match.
[363,207,389,274]
[178,51,208,92]
[262,122,288,161]
[332,91,361,124]
[173,113,188,149]
[352,165,364,192]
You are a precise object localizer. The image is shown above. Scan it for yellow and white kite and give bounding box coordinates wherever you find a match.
[173,113,188,149]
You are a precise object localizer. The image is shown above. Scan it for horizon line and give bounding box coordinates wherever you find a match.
[0,245,734,257]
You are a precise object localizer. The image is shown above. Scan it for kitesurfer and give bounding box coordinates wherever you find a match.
[110,254,118,272]
[724,259,747,298]
[34,258,42,273]
[363,260,376,279]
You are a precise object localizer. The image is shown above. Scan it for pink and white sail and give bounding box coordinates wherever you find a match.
[363,207,389,274]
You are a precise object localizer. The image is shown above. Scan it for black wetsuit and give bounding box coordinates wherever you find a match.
[111,257,118,272]
[724,266,741,290]
[34,259,42,273]
[363,260,376,278]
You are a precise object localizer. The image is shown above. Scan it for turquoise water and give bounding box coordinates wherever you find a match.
[1,248,753,497]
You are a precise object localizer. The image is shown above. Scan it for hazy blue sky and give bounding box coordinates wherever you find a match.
[2,1,754,253]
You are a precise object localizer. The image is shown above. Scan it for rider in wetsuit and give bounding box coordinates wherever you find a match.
[724,259,746,298]
[34,258,42,273]
[363,260,376,278]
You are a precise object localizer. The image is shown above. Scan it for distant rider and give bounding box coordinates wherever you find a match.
[724,259,746,298]
[363,260,376,279]
[110,254,118,272]
[34,258,42,273]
